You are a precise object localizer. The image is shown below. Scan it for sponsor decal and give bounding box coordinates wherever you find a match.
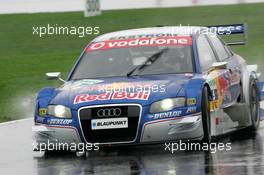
[36,116,45,123]
[211,89,218,101]
[207,75,217,90]
[218,75,229,93]
[214,100,219,109]
[187,98,196,106]
[74,91,150,104]
[109,33,178,40]
[86,36,192,51]
[186,106,197,114]
[210,101,214,111]
[91,118,128,130]
[47,119,73,125]
[150,110,182,120]
[75,92,111,104]
[207,69,240,107]
[39,108,47,116]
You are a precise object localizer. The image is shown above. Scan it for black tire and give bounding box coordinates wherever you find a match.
[201,86,211,143]
[248,76,260,130]
[43,150,70,157]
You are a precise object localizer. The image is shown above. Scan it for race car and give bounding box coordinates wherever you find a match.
[33,24,264,151]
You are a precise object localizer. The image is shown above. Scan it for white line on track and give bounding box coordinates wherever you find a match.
[0,118,31,126]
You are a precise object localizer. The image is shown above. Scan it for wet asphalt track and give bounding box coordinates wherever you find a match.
[0,119,264,175]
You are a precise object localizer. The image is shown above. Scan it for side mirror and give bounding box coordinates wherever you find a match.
[212,62,227,70]
[46,72,65,82]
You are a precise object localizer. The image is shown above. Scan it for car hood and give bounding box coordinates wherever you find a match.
[49,74,194,110]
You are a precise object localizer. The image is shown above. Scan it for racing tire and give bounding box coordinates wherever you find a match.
[248,76,260,130]
[43,150,73,156]
[201,86,211,143]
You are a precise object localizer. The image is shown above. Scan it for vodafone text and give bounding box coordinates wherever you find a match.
[87,36,192,51]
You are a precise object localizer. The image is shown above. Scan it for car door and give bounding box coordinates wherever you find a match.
[197,34,235,109]
[206,34,241,108]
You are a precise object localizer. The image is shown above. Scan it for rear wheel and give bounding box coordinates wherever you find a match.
[201,86,211,143]
[249,76,260,130]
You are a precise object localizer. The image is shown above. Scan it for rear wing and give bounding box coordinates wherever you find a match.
[207,24,248,46]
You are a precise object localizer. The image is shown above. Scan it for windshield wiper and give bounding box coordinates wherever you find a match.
[126,48,169,77]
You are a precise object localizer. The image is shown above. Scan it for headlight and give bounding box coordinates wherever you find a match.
[47,105,72,118]
[150,98,186,113]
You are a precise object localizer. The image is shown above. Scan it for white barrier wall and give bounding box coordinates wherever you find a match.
[0,0,264,14]
[101,0,264,10]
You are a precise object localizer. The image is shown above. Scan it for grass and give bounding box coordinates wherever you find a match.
[0,3,264,122]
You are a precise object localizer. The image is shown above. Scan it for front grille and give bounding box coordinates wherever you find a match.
[79,105,141,143]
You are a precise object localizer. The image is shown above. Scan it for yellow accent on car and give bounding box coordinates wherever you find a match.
[210,101,214,111]
[187,98,196,105]
[39,108,47,116]
[215,100,219,109]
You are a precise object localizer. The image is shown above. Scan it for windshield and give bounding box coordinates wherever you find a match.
[70,36,194,80]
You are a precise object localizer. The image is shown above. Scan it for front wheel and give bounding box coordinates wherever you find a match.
[201,86,211,143]
[248,76,260,130]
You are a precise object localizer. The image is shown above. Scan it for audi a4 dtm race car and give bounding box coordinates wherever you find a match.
[33,24,264,151]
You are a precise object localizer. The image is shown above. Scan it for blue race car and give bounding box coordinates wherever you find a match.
[33,24,264,151]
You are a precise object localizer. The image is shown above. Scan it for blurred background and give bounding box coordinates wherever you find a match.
[1,0,264,13]
[0,0,263,122]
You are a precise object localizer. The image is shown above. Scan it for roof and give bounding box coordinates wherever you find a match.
[93,26,206,42]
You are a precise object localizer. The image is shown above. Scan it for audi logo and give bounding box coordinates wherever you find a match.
[97,108,122,117]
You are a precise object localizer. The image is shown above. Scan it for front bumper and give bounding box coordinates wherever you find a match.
[33,112,203,149]
[140,113,203,142]
[32,124,81,151]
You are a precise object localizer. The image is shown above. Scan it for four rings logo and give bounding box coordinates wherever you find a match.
[97,108,122,117]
